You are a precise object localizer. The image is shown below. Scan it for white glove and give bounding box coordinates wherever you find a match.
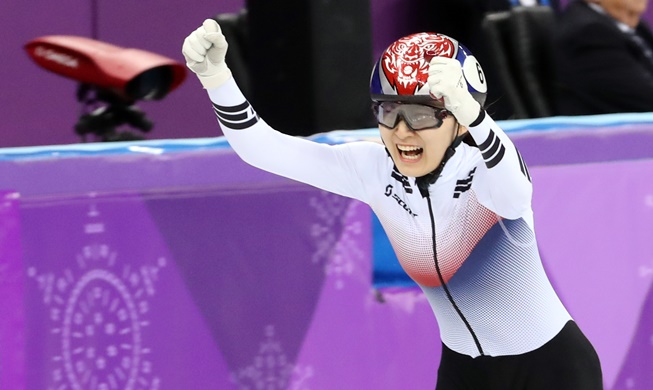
[182,19,232,89]
[427,57,481,127]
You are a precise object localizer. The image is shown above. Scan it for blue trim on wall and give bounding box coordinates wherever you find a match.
[0,112,653,161]
[2,112,653,161]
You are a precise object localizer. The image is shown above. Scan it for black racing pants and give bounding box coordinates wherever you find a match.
[435,321,603,390]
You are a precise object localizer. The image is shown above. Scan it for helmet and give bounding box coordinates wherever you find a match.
[370,32,487,107]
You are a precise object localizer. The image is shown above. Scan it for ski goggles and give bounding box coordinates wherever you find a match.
[373,102,450,131]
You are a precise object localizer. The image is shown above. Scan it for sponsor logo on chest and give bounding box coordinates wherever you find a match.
[384,184,418,217]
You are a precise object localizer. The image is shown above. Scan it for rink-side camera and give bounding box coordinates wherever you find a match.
[25,35,187,142]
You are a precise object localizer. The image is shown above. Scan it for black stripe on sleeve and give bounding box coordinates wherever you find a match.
[212,101,259,130]
[478,130,496,151]
[212,109,248,122]
[217,116,260,130]
[213,101,250,113]
[485,144,506,168]
[468,109,485,127]
[516,150,532,182]
[481,136,501,162]
[478,129,506,168]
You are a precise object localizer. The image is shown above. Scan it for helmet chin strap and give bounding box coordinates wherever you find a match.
[416,122,465,198]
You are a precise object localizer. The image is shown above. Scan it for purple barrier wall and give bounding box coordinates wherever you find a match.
[0,192,24,390]
[22,192,235,389]
[9,166,443,389]
[532,159,653,389]
[0,116,652,389]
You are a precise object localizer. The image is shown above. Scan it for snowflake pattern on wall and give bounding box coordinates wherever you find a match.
[230,325,313,390]
[28,203,164,390]
[309,193,365,289]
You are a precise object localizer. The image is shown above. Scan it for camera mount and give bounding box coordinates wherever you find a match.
[75,84,153,142]
[25,35,186,142]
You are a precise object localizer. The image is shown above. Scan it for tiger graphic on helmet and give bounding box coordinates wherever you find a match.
[370,32,487,106]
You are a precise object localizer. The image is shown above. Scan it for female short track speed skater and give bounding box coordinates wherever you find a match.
[182,19,604,389]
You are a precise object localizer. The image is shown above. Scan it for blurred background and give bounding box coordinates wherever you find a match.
[2,1,653,389]
[8,0,645,146]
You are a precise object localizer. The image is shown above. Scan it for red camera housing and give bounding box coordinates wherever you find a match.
[25,35,186,102]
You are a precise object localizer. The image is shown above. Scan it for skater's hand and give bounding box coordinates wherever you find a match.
[427,57,481,127]
[182,19,231,89]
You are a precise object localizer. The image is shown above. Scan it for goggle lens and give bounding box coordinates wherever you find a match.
[374,103,448,131]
